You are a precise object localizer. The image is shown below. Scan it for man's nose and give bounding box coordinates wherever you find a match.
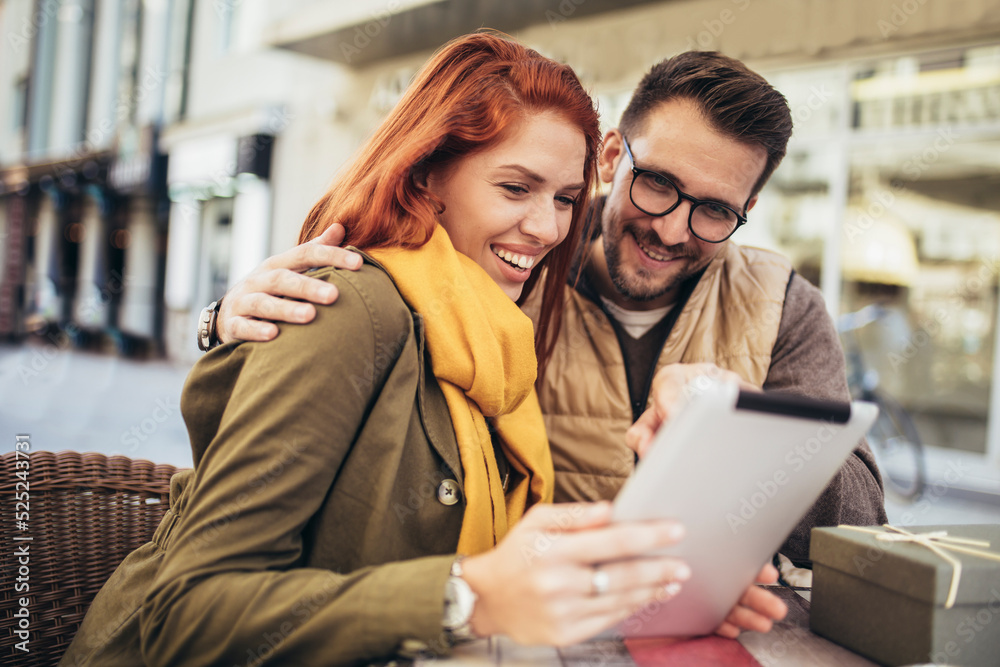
[649,201,693,247]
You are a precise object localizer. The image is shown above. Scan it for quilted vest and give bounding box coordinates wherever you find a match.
[524,242,793,502]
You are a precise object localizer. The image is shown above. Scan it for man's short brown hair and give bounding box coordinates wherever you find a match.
[619,51,793,199]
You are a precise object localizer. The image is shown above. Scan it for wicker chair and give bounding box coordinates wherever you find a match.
[0,451,180,667]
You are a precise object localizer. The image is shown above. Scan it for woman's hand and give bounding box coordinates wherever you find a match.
[626,363,757,459]
[216,223,362,344]
[461,502,690,646]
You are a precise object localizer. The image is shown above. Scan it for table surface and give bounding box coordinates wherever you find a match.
[418,587,881,667]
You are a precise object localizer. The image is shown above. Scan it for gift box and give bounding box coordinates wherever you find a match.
[809,524,1000,667]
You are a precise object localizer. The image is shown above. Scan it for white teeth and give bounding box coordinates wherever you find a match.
[636,237,670,262]
[492,246,536,271]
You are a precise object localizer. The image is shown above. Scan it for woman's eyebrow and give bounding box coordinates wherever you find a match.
[496,164,546,183]
[496,164,585,191]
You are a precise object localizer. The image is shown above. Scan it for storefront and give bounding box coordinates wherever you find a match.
[161,130,275,361]
[757,45,1000,479]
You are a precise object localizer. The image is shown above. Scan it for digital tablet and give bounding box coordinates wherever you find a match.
[611,378,878,638]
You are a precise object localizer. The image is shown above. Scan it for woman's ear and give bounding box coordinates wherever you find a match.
[413,165,446,214]
[412,166,429,189]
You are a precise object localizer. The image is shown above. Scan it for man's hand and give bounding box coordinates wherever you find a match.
[216,223,361,344]
[715,563,788,638]
[626,363,757,458]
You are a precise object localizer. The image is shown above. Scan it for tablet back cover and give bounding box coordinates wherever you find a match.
[612,381,877,637]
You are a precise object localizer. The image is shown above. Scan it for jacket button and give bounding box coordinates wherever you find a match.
[437,479,462,506]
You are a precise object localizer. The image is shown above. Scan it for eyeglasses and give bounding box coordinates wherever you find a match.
[621,137,746,243]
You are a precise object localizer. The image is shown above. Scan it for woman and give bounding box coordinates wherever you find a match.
[61,33,698,667]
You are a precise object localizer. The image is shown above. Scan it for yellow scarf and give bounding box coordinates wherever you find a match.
[367,225,554,554]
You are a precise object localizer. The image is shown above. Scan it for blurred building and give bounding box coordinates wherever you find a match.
[2,0,1000,474]
[0,0,345,360]
[155,1,345,360]
[0,0,187,354]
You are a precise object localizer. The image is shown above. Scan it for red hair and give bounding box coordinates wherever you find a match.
[300,31,601,378]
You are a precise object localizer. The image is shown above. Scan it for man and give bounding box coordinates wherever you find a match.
[199,51,886,569]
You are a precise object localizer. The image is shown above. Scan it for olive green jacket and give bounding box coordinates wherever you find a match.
[62,261,467,666]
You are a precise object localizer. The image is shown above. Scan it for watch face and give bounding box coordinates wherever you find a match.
[443,576,475,629]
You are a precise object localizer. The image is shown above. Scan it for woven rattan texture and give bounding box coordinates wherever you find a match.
[1,451,178,666]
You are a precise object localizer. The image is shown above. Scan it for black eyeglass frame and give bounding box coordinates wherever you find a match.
[621,136,747,244]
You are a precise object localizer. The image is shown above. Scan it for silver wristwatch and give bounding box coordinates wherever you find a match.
[442,556,478,644]
[197,299,222,352]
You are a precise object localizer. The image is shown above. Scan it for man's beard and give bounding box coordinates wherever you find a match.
[603,224,700,303]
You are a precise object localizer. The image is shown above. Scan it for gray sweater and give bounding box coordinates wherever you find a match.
[764,273,887,564]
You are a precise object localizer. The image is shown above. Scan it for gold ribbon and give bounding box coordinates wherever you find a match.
[837,524,1000,608]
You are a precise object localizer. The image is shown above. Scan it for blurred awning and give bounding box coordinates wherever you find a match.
[268,0,661,66]
[904,175,1000,212]
[841,205,920,287]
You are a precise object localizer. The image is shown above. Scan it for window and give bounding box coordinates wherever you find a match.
[163,0,194,123]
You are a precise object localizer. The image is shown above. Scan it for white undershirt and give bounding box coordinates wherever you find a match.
[599,296,673,339]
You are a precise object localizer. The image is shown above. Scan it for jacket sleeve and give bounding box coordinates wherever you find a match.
[139,267,455,666]
[764,273,888,566]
